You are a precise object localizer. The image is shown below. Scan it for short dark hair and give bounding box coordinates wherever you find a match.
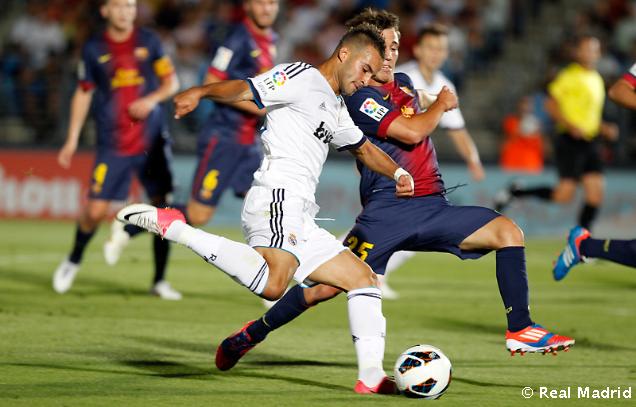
[573,33,599,47]
[416,23,449,42]
[336,22,386,60]
[345,7,400,34]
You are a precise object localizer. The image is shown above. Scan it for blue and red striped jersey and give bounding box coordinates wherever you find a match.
[344,73,445,203]
[78,27,174,155]
[199,18,277,149]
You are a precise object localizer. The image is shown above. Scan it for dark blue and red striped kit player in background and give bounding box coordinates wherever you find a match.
[53,1,180,301]
[186,13,277,225]
[79,28,174,200]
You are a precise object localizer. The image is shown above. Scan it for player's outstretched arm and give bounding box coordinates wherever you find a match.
[58,87,94,169]
[173,80,254,119]
[350,139,414,197]
[204,72,265,116]
[386,86,458,145]
[608,78,636,110]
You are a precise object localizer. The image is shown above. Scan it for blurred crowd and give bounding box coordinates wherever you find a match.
[0,0,634,164]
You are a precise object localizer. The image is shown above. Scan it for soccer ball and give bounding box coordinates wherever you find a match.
[394,344,452,399]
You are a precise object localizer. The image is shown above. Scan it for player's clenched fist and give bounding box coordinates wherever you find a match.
[174,87,203,119]
[436,86,458,111]
[394,168,415,198]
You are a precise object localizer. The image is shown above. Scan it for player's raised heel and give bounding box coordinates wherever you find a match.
[216,320,258,371]
[506,324,575,356]
[354,376,399,395]
[116,203,185,238]
[553,226,590,281]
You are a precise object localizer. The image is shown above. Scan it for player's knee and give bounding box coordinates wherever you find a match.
[304,284,342,306]
[187,210,210,226]
[497,217,525,248]
[346,264,378,291]
[261,269,290,301]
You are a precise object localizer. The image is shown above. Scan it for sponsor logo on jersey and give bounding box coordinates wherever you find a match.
[211,46,234,72]
[272,71,287,86]
[313,121,334,144]
[360,98,389,121]
[134,47,149,60]
[401,105,415,118]
[250,49,262,58]
[111,68,145,88]
[98,53,111,64]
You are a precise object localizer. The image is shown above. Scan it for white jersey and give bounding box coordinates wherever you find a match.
[397,60,465,130]
[248,62,365,202]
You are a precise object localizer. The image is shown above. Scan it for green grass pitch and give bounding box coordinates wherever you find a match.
[1,220,634,406]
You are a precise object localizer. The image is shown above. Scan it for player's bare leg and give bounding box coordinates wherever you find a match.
[460,216,575,355]
[186,199,217,227]
[54,199,110,294]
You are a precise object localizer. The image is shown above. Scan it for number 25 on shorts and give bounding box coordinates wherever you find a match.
[346,236,375,261]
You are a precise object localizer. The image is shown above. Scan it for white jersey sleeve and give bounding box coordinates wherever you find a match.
[247,62,312,108]
[437,78,465,130]
[396,61,465,130]
[332,101,366,151]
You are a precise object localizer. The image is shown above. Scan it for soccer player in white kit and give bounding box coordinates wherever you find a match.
[117,24,414,394]
[376,23,486,298]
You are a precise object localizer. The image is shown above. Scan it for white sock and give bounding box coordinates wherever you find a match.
[165,221,269,295]
[384,250,416,277]
[347,287,386,387]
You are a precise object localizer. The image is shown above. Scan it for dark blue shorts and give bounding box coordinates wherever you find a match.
[191,136,262,206]
[88,136,173,201]
[344,194,500,275]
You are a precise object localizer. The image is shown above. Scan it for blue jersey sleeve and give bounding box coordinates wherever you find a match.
[345,89,400,139]
[145,31,174,78]
[208,26,246,80]
[78,42,97,91]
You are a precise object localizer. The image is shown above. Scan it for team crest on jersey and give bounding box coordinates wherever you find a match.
[272,71,287,86]
[401,105,415,118]
[288,233,297,246]
[359,98,389,121]
[134,47,149,60]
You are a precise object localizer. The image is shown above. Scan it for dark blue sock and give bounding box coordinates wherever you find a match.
[247,285,309,343]
[152,235,170,283]
[495,247,533,332]
[69,225,96,264]
[580,238,636,267]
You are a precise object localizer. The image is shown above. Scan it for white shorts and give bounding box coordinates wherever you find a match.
[241,186,346,285]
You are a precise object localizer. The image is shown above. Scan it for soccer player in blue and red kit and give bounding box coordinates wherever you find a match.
[185,0,279,226]
[104,0,279,269]
[53,0,180,299]
[215,9,576,370]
